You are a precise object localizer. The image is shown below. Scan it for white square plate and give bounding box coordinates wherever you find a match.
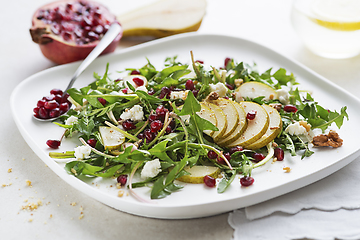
[10,33,360,219]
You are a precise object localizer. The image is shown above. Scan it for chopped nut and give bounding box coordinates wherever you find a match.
[79,214,84,220]
[299,121,311,132]
[312,130,343,148]
[70,202,77,206]
[206,91,220,101]
[8,168,12,173]
[118,190,125,197]
[26,180,32,187]
[283,167,291,173]
[269,103,282,112]
[234,78,244,87]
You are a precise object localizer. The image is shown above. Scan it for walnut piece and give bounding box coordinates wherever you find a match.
[312,130,343,148]
[206,91,220,101]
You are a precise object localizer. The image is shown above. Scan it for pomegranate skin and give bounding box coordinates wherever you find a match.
[30,0,122,65]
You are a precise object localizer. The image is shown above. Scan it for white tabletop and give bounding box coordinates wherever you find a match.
[2,0,360,239]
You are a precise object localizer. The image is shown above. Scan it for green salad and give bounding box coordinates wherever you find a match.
[49,52,348,200]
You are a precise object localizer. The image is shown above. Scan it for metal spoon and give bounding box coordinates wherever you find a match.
[35,22,122,122]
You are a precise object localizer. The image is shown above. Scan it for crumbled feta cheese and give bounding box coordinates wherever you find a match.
[65,116,78,125]
[285,122,307,136]
[209,82,228,97]
[170,90,189,100]
[74,145,91,160]
[276,89,290,105]
[120,105,144,121]
[141,159,162,179]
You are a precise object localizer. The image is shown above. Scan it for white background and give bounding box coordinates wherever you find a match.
[2,0,360,239]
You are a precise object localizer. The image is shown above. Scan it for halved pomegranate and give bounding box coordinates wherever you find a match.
[30,0,122,64]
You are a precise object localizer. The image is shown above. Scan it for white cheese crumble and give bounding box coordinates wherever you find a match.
[120,105,144,121]
[141,159,162,179]
[285,122,307,136]
[170,90,189,100]
[209,82,228,97]
[74,145,91,160]
[65,116,78,125]
[276,89,290,105]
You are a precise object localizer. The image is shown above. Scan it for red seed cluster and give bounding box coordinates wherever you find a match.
[33,88,71,119]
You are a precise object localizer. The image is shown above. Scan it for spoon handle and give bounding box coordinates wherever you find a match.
[63,22,122,95]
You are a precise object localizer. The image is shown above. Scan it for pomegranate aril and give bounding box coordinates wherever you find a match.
[44,100,59,110]
[130,70,141,75]
[185,79,195,91]
[207,150,218,159]
[121,88,128,94]
[149,114,158,122]
[59,102,70,113]
[38,107,49,119]
[33,107,40,114]
[122,120,136,131]
[50,88,63,96]
[150,120,163,133]
[148,89,155,95]
[165,126,172,134]
[117,175,128,186]
[195,60,204,64]
[158,87,171,99]
[225,83,234,90]
[246,110,257,120]
[155,105,168,121]
[98,97,106,106]
[217,152,230,165]
[284,105,298,113]
[51,23,61,35]
[49,108,61,118]
[252,152,265,162]
[204,175,216,188]
[37,99,46,107]
[46,139,61,149]
[229,146,243,155]
[137,133,145,139]
[240,176,254,187]
[144,129,154,142]
[43,95,55,101]
[93,25,104,34]
[192,89,199,97]
[133,77,144,86]
[274,147,284,161]
[224,57,232,68]
[87,138,97,148]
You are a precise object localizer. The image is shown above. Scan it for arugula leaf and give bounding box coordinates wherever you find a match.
[148,140,174,164]
[77,117,95,139]
[217,170,236,193]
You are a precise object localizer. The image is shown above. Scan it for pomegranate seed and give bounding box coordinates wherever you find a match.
[165,126,172,133]
[224,57,232,68]
[150,120,163,133]
[49,108,61,118]
[252,152,265,162]
[246,110,257,120]
[284,105,298,113]
[38,107,49,119]
[122,120,136,131]
[274,147,284,161]
[148,89,155,95]
[137,133,145,139]
[155,105,168,121]
[240,176,254,187]
[33,107,40,114]
[130,70,140,75]
[121,88,128,94]
[158,87,171,99]
[87,138,97,148]
[133,77,144,86]
[192,89,199,97]
[144,129,154,142]
[59,102,70,113]
[169,119,176,129]
[37,99,46,107]
[44,100,59,110]
[207,150,217,159]
[185,80,195,91]
[117,175,128,186]
[195,60,204,64]
[98,97,106,106]
[93,25,104,34]
[229,146,243,155]
[50,88,63,96]
[46,139,61,149]
[204,175,216,187]
[225,83,234,90]
[217,152,230,165]
[149,114,158,122]
[43,95,55,101]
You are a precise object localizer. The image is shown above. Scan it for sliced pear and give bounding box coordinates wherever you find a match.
[207,98,239,140]
[216,101,247,146]
[99,126,125,150]
[235,82,278,101]
[117,0,206,38]
[176,166,220,184]
[227,102,269,148]
[198,103,217,136]
[203,102,227,141]
[246,105,283,150]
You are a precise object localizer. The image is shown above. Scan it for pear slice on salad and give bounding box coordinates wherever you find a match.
[235,82,278,101]
[227,101,269,148]
[99,126,125,150]
[216,101,247,146]
[203,102,227,141]
[176,165,220,184]
[117,0,206,38]
[246,105,282,150]
[207,98,239,139]
[198,103,217,136]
